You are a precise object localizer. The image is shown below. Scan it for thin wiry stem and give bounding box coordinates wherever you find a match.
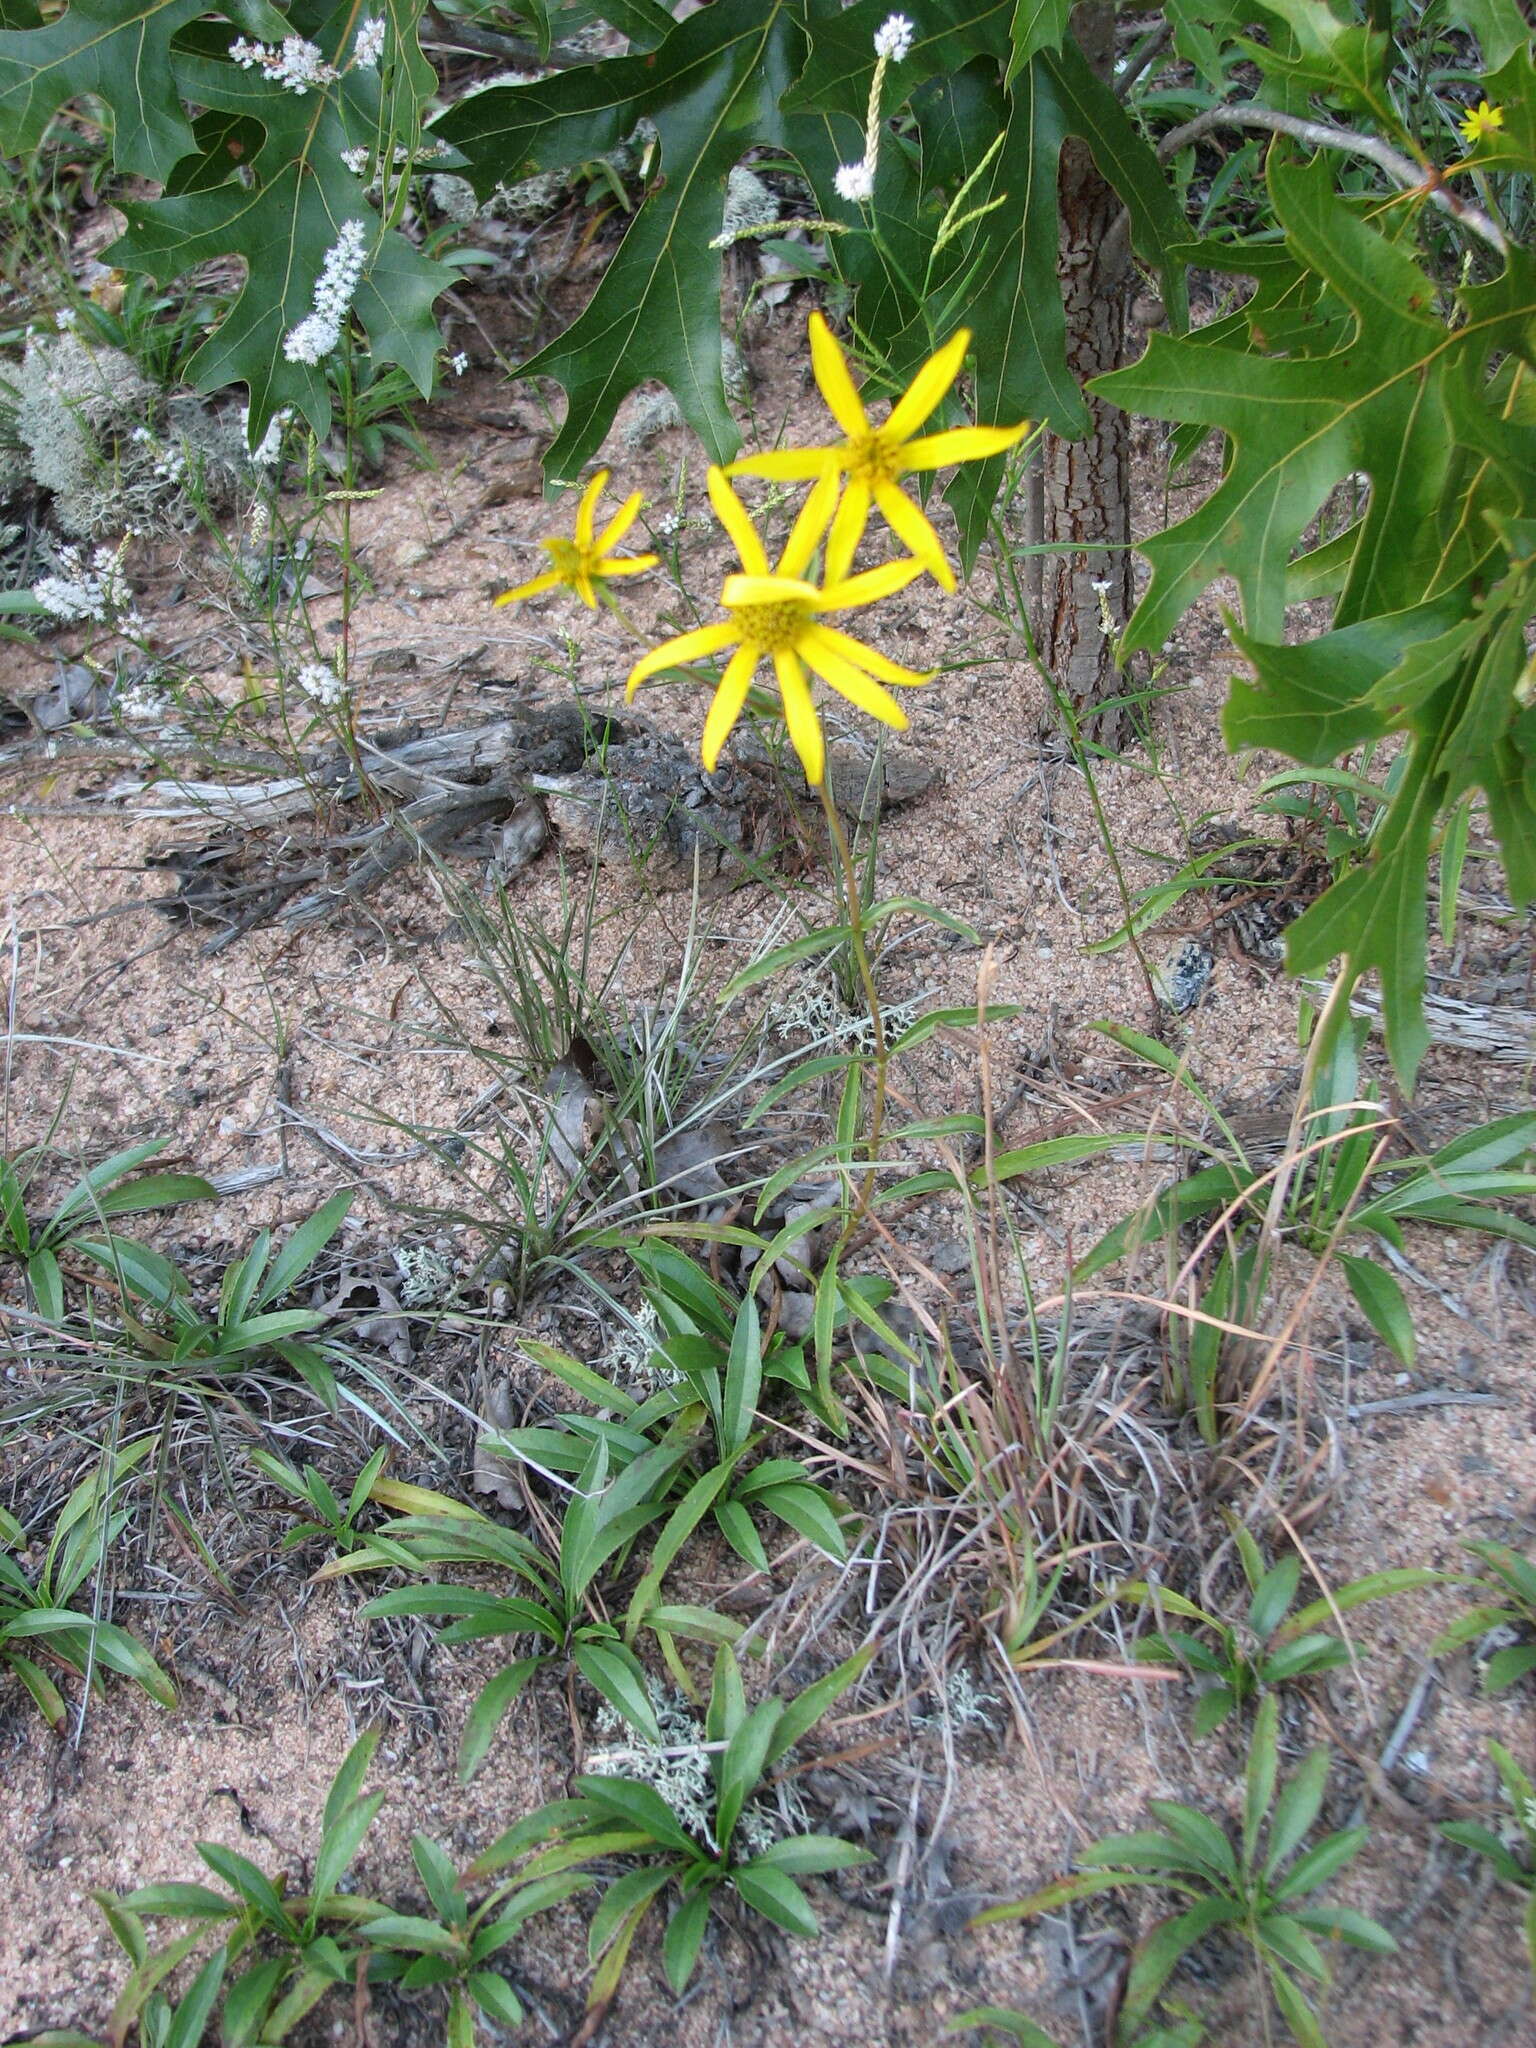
[1157,104,1510,256]
[817,778,887,1226]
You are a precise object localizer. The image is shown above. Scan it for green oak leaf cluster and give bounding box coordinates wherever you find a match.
[0,1,454,439]
[0,0,1532,1076]
[1102,132,1536,1081]
[438,0,1181,511]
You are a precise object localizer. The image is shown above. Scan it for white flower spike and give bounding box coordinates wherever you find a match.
[230,34,338,93]
[353,17,386,67]
[874,14,915,60]
[283,221,369,365]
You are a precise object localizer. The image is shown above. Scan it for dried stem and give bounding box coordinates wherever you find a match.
[1157,104,1510,256]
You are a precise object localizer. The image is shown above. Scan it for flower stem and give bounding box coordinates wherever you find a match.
[817,776,887,1227]
[596,588,652,641]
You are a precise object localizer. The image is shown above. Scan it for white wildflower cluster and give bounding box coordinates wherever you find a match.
[230,34,338,93]
[54,306,78,331]
[874,13,915,59]
[32,541,143,631]
[346,137,449,178]
[293,659,344,706]
[115,675,171,723]
[283,221,368,364]
[352,16,386,67]
[835,14,917,206]
[449,351,469,376]
[241,405,289,469]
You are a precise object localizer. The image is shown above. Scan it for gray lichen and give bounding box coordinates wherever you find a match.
[5,331,255,539]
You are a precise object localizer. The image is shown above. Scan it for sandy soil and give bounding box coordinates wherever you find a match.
[2,322,1534,2048]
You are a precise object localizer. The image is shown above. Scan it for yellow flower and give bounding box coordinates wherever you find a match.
[625,468,933,786]
[493,468,658,609]
[725,312,1029,593]
[1460,99,1504,145]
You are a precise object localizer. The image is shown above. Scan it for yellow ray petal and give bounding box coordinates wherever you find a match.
[774,647,825,786]
[626,620,738,694]
[593,488,645,555]
[574,468,609,547]
[824,479,870,586]
[706,467,770,575]
[899,421,1030,470]
[595,552,660,578]
[720,573,821,608]
[725,448,840,484]
[874,480,956,591]
[817,556,928,610]
[574,573,598,608]
[700,644,759,771]
[809,622,936,689]
[778,471,841,580]
[809,311,869,439]
[493,568,564,607]
[800,630,909,730]
[884,327,970,443]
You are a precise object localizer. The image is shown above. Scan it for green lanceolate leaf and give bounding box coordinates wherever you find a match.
[1335,1252,1415,1365]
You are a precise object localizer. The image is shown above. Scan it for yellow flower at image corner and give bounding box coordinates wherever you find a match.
[625,467,934,787]
[493,467,658,609]
[1460,99,1504,146]
[725,312,1029,594]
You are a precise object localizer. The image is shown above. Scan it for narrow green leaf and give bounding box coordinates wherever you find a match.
[459,1658,543,1783]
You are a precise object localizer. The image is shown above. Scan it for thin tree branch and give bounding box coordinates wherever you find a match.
[1157,103,1509,256]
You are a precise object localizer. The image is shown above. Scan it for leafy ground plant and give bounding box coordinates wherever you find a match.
[974,1696,1395,2045]
[466,1645,870,2018]
[493,1244,851,1577]
[73,1191,361,1410]
[946,2002,1206,2046]
[61,1731,585,2048]
[88,1731,390,2045]
[0,1135,213,1323]
[357,1834,590,2044]
[347,1452,697,1780]
[1432,1538,1536,1693]
[1076,1017,1536,1435]
[1439,1740,1536,1986]
[1129,1517,1440,1736]
[0,1447,174,1730]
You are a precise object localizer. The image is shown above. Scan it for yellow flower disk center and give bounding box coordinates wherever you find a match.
[727,597,813,653]
[845,428,905,487]
[544,537,587,577]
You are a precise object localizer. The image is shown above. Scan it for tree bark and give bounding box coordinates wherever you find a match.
[1028,0,1135,747]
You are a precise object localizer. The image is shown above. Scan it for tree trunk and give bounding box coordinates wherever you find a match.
[1028,0,1134,748]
